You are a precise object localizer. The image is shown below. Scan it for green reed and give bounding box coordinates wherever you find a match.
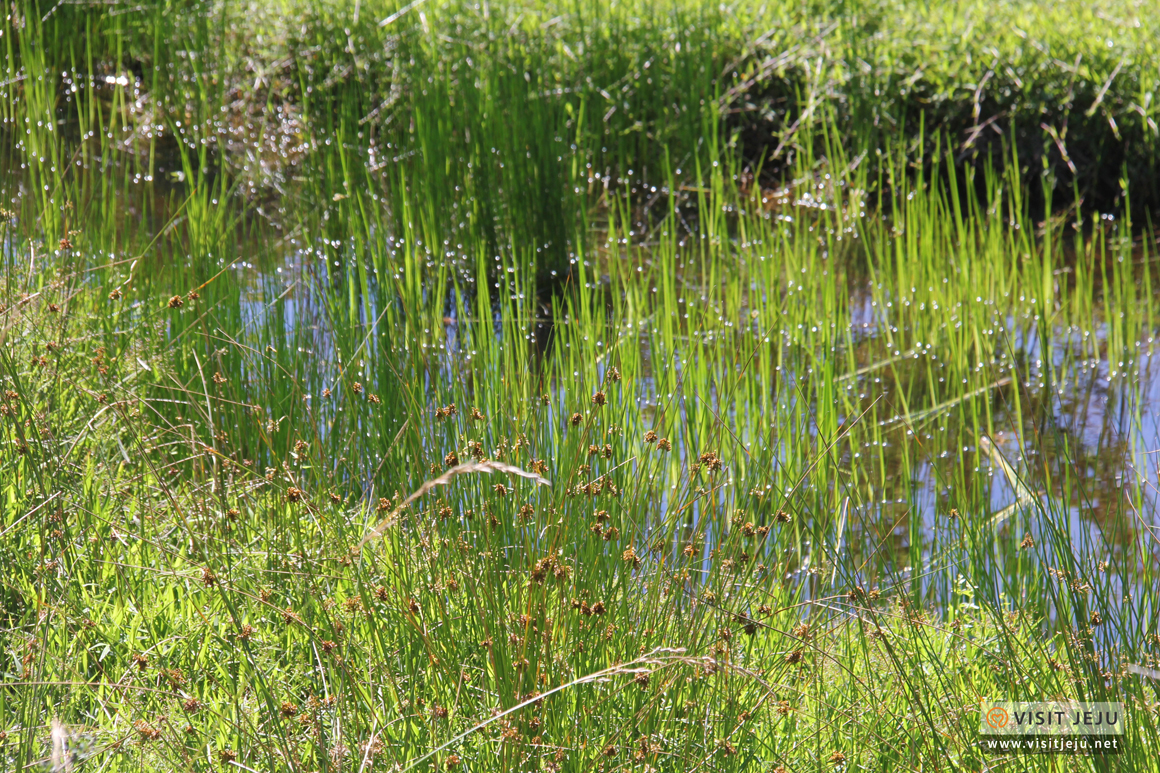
[3,0,1160,771]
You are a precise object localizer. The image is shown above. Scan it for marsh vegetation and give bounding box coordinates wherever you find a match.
[3,0,1160,770]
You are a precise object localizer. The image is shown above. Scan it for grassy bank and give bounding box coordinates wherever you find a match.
[4,0,1160,770]
[7,0,1160,219]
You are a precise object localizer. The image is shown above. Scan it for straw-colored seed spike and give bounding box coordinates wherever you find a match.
[359,460,550,547]
[51,718,73,773]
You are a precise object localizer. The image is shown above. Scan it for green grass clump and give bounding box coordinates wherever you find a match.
[3,0,1160,770]
[7,0,1159,232]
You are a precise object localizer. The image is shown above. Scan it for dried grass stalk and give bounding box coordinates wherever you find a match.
[359,461,550,547]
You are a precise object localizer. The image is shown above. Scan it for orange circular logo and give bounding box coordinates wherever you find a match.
[985,707,1010,729]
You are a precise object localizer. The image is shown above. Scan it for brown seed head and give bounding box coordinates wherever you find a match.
[134,720,161,741]
[699,451,722,472]
[591,391,606,406]
[286,487,303,503]
[622,546,640,568]
[167,295,183,309]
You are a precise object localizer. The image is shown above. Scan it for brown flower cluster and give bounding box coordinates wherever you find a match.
[530,553,570,583]
[698,451,722,472]
[571,597,605,616]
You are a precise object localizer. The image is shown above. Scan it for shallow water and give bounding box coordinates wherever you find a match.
[237,236,1160,571]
